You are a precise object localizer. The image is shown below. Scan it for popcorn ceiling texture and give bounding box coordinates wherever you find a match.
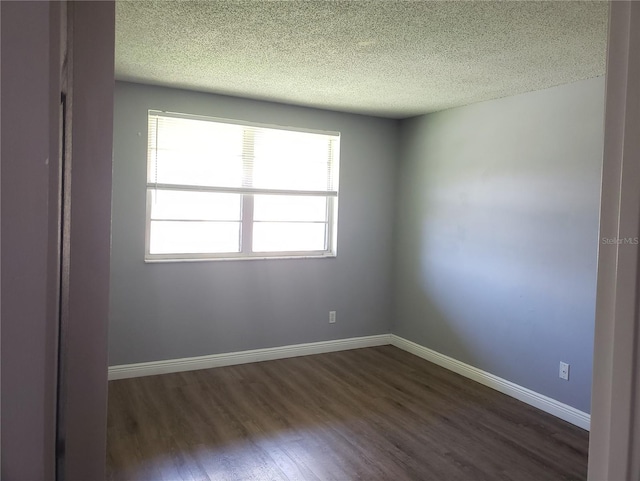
[115,1,608,119]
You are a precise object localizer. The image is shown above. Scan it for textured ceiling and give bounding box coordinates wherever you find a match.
[115,1,608,119]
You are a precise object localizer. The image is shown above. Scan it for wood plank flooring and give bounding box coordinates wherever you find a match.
[107,346,589,481]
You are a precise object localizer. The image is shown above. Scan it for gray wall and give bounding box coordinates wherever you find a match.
[393,77,605,413]
[109,82,397,365]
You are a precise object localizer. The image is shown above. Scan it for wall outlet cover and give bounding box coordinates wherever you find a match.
[559,361,570,381]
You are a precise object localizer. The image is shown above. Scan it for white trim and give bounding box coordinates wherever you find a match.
[144,253,337,263]
[390,335,591,431]
[108,332,591,431]
[145,183,338,197]
[149,109,341,137]
[108,334,390,380]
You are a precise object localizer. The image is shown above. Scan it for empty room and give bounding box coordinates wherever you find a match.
[6,1,640,480]
[105,1,606,480]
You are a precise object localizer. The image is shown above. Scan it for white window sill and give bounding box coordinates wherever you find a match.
[144,253,337,263]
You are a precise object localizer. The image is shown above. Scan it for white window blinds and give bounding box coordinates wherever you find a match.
[147,111,340,195]
[145,111,340,261]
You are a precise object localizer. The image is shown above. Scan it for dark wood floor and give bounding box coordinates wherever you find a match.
[107,346,588,481]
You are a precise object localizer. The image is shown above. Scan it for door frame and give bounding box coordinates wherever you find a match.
[55,2,115,480]
[588,2,640,479]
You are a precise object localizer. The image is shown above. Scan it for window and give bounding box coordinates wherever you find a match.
[145,111,340,261]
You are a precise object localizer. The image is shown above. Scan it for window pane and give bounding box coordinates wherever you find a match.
[149,190,241,221]
[150,149,243,188]
[253,195,328,222]
[149,117,243,187]
[253,130,331,191]
[149,221,240,254]
[253,222,326,252]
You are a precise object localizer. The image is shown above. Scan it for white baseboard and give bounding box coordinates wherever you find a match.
[390,334,590,431]
[108,332,590,431]
[108,334,391,380]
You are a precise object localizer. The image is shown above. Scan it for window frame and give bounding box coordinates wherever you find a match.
[144,111,340,262]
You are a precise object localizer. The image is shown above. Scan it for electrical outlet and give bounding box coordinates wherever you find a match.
[559,362,570,381]
[329,311,336,324]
